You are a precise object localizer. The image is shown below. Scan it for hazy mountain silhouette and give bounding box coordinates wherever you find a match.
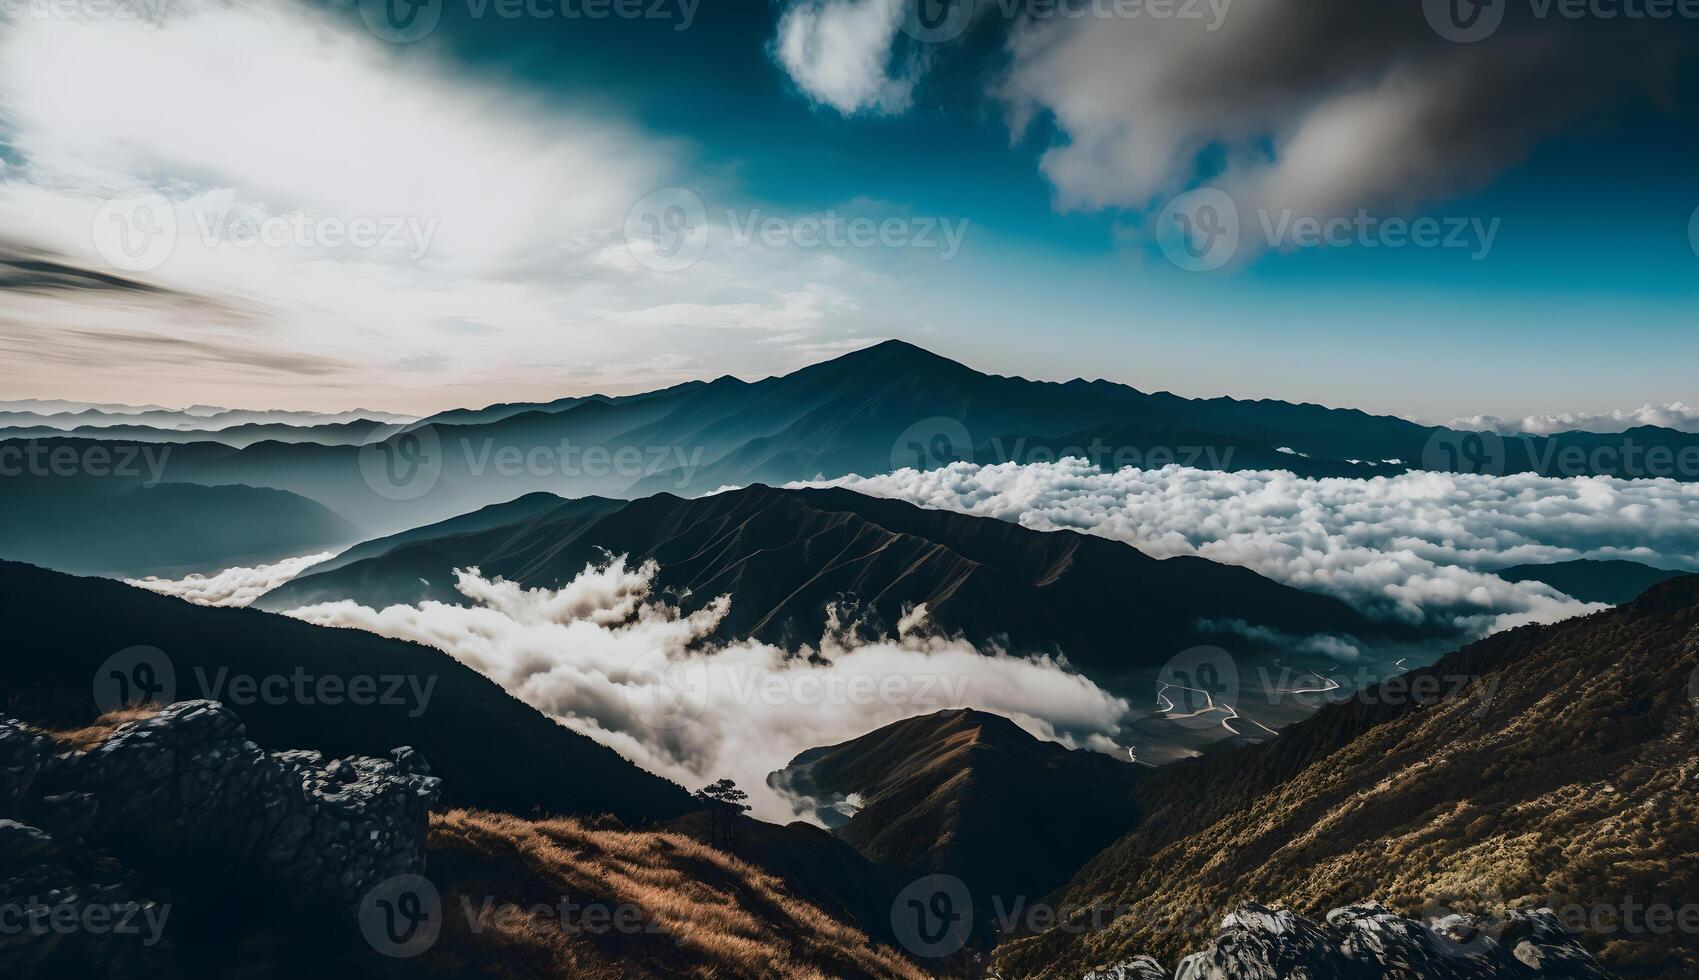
[1496,558,1687,605]
[0,472,360,577]
[8,341,1695,561]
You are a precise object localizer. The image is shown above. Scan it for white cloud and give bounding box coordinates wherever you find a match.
[127,551,334,607]
[773,0,920,115]
[0,0,896,410]
[793,459,1699,636]
[284,557,1133,821]
[1449,403,1699,436]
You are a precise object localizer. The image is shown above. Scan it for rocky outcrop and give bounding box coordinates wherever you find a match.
[1085,902,1615,980]
[0,700,440,977]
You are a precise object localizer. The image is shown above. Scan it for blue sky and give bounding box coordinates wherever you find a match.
[0,0,1693,422]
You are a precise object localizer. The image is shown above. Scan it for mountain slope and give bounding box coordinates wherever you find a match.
[991,575,1699,980]
[769,708,1141,908]
[257,484,1386,680]
[1497,558,1687,605]
[0,560,693,822]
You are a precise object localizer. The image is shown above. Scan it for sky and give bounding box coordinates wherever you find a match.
[0,0,1694,421]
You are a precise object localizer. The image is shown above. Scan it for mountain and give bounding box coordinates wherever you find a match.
[768,708,1141,909]
[990,575,1699,980]
[8,341,1695,555]
[0,560,693,822]
[256,484,1388,683]
[0,474,361,577]
[1496,558,1687,605]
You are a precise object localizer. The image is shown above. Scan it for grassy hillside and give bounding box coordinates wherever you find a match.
[993,577,1699,979]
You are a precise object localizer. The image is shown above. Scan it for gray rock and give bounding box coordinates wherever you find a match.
[1092,901,1615,980]
[0,700,443,978]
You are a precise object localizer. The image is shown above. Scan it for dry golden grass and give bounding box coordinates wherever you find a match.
[37,705,159,750]
[993,582,1699,979]
[420,809,928,980]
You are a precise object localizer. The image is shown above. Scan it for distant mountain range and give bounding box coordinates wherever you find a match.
[7,342,1698,575]
[256,484,1389,687]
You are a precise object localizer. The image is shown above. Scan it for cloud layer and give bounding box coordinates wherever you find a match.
[1449,403,1699,436]
[128,552,334,607]
[284,557,1132,820]
[795,460,1699,636]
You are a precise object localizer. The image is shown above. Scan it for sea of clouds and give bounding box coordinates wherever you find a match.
[282,557,1131,821]
[792,459,1699,637]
